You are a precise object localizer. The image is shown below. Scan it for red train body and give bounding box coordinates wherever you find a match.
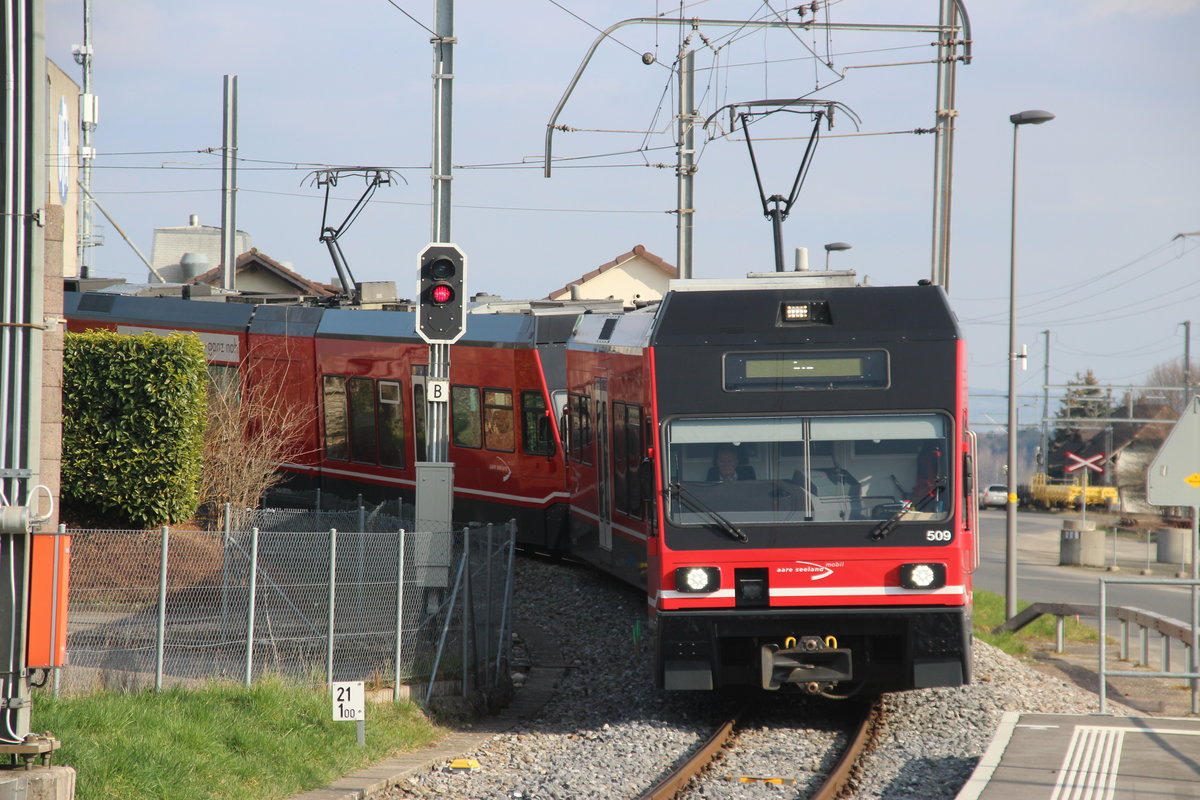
[64,271,976,694]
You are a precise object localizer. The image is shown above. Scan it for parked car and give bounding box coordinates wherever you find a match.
[979,484,1007,509]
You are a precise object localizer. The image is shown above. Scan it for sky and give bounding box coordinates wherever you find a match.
[42,0,1200,427]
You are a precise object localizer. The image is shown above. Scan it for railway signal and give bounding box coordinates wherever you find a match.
[417,243,467,344]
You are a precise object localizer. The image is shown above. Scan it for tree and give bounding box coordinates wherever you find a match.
[1048,370,1117,476]
[1131,358,1197,415]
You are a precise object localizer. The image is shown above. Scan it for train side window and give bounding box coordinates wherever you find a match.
[322,375,349,461]
[613,403,628,514]
[208,363,239,396]
[484,389,515,452]
[521,391,553,455]
[451,385,482,448]
[378,380,405,468]
[567,393,583,462]
[626,405,644,517]
[412,366,427,463]
[347,377,379,464]
[578,394,592,465]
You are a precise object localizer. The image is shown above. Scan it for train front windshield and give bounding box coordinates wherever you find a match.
[665,413,950,525]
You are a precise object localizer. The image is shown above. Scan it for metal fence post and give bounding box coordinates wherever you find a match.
[155,526,170,691]
[1055,615,1064,654]
[484,523,493,686]
[462,527,472,697]
[244,527,259,685]
[327,528,338,688]
[494,520,517,680]
[393,529,406,703]
[221,502,232,633]
[1099,579,1109,713]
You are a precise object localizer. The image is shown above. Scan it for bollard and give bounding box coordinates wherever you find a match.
[1059,519,1103,566]
[1156,527,1191,566]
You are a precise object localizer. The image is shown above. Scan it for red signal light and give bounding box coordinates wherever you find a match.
[431,283,454,304]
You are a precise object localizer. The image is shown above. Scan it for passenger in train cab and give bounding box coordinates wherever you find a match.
[707,444,756,483]
[912,441,945,510]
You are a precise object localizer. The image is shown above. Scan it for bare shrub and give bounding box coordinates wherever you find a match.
[198,352,317,520]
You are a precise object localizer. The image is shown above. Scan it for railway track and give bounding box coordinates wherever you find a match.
[641,697,881,800]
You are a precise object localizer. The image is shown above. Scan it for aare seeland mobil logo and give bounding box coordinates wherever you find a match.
[773,560,843,581]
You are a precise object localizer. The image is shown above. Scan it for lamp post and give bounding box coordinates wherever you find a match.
[824,242,851,270]
[1006,109,1054,620]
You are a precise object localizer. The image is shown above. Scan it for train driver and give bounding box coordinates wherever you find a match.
[707,444,756,483]
[911,441,946,511]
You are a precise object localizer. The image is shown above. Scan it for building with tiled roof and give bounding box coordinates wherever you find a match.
[188,248,335,298]
[545,244,676,308]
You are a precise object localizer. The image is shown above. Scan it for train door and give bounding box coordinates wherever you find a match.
[411,365,427,462]
[594,377,612,551]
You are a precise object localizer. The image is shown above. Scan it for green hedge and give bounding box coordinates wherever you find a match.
[62,329,208,528]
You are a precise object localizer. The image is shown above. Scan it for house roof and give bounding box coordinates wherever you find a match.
[189,248,336,297]
[544,244,677,301]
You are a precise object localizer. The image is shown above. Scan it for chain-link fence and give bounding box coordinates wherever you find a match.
[59,510,516,704]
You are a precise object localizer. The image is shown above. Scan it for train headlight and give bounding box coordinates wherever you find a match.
[900,563,946,590]
[782,303,811,321]
[675,566,720,593]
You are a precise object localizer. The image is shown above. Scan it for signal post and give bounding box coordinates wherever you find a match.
[415,243,466,538]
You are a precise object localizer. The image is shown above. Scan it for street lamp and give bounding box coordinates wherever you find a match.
[824,242,851,270]
[1006,109,1054,621]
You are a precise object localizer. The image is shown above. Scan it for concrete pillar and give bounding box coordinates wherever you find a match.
[1156,528,1192,565]
[1059,519,1103,567]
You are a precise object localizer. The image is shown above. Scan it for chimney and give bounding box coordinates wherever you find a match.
[188,214,200,226]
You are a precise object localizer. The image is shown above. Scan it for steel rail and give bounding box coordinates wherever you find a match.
[810,699,881,800]
[635,698,879,800]
[636,710,740,800]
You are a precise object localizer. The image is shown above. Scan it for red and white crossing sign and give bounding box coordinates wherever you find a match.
[1064,451,1105,474]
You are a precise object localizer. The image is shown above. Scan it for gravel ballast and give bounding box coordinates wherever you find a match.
[374,558,1130,800]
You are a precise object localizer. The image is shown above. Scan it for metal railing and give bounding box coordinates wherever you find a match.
[1098,576,1199,715]
[58,509,517,705]
[994,594,1200,715]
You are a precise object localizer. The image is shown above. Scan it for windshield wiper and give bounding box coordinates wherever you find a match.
[668,483,749,543]
[870,475,947,541]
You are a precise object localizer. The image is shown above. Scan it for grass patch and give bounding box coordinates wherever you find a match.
[32,677,444,800]
[973,589,1099,657]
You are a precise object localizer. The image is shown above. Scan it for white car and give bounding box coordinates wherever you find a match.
[979,485,1007,509]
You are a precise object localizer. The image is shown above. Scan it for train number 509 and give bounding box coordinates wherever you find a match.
[925,530,953,542]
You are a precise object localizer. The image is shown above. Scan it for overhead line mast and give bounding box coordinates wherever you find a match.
[543,5,972,286]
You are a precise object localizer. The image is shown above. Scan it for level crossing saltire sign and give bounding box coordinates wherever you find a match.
[1064,451,1105,474]
[1147,395,1200,507]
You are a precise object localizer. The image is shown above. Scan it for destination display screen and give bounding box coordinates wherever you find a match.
[724,350,888,391]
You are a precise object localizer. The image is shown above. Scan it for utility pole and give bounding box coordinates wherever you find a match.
[929,0,963,290]
[676,47,695,279]
[1040,329,1050,471]
[1183,320,1192,405]
[220,75,238,291]
[72,0,97,278]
